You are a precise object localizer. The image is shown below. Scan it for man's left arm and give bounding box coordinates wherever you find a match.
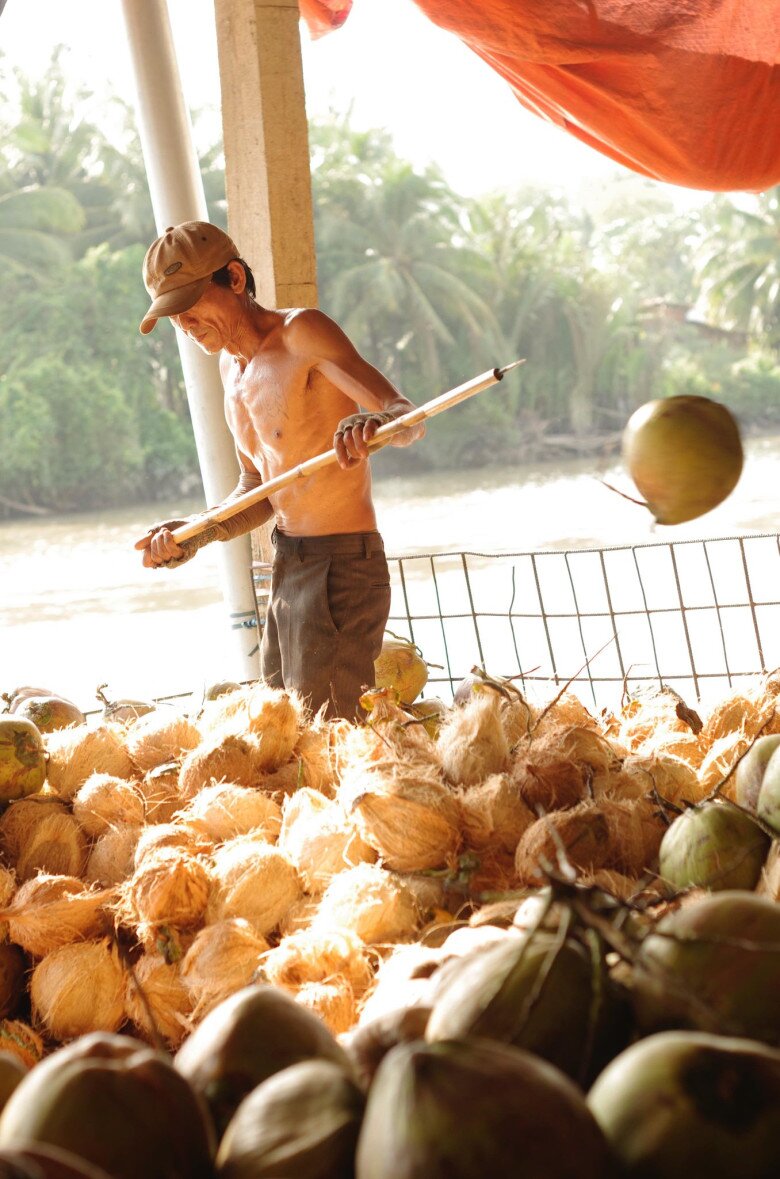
[288,310,425,469]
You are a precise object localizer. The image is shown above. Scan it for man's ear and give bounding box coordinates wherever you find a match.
[227,259,247,294]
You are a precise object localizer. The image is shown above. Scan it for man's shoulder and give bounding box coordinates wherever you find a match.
[279,307,342,351]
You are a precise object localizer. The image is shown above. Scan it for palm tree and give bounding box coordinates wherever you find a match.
[697,188,780,347]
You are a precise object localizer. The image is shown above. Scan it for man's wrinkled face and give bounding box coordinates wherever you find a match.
[170,283,236,353]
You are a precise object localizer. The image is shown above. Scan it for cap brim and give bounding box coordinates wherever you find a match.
[139,276,212,335]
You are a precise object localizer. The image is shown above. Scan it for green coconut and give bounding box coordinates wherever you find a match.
[734,734,780,811]
[622,395,743,525]
[408,697,447,739]
[95,685,155,725]
[13,697,86,735]
[4,688,58,714]
[373,636,428,704]
[658,801,770,892]
[588,1030,780,1178]
[756,746,780,834]
[216,1059,364,1179]
[632,890,780,1044]
[175,984,353,1139]
[0,1032,214,1179]
[426,929,630,1086]
[0,718,46,801]
[355,1038,613,1179]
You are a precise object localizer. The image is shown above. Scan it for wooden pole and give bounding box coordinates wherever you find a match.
[153,361,524,547]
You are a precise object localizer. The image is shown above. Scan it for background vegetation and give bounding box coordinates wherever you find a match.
[1,52,779,516]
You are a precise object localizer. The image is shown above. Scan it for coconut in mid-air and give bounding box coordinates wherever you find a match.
[621,395,743,525]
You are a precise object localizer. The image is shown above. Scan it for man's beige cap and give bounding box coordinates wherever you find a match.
[139,221,240,334]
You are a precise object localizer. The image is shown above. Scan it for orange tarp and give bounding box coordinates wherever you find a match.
[299,0,780,192]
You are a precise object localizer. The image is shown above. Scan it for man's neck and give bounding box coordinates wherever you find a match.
[222,302,278,367]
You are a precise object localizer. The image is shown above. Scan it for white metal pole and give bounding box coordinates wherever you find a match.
[121,0,261,681]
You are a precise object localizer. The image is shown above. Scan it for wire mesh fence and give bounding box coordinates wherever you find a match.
[377,533,780,711]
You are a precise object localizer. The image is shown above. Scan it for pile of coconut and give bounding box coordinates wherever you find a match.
[0,668,777,1066]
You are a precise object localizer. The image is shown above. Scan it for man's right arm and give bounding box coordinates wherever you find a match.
[136,451,273,568]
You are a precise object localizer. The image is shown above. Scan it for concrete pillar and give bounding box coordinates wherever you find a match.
[121,0,261,680]
[214,0,319,566]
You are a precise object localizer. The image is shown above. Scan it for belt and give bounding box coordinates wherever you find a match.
[271,526,385,558]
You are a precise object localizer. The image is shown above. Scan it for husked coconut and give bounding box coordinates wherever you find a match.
[531,693,600,737]
[279,895,320,937]
[639,731,705,768]
[280,788,375,893]
[293,721,339,795]
[342,766,460,873]
[208,837,302,935]
[178,731,265,798]
[0,1019,43,1069]
[244,683,304,771]
[13,810,88,882]
[180,918,268,1019]
[137,762,185,824]
[579,869,641,901]
[438,691,510,786]
[124,951,192,1047]
[31,938,125,1039]
[44,725,135,801]
[510,725,615,814]
[500,694,536,746]
[616,686,702,750]
[259,927,374,997]
[73,773,145,837]
[698,731,756,798]
[0,874,112,957]
[198,683,253,733]
[314,863,419,945]
[295,978,357,1036]
[514,803,612,885]
[0,797,68,861]
[594,752,699,806]
[86,824,142,887]
[600,797,666,876]
[125,710,200,772]
[122,847,211,947]
[458,774,535,853]
[178,781,282,844]
[134,821,213,866]
[357,690,441,767]
[700,688,770,745]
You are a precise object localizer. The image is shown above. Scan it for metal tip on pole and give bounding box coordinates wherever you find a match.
[495,359,526,379]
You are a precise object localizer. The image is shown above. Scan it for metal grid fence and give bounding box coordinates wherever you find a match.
[378,533,780,711]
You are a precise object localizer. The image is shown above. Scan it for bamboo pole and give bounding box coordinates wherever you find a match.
[151,361,524,548]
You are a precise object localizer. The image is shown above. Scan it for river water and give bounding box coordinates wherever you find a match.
[2,435,778,714]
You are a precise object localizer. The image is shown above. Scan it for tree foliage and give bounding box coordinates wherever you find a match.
[0,51,778,514]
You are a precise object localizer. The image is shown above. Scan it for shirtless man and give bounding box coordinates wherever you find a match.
[135,220,423,720]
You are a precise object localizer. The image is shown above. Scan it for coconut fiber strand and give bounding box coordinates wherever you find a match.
[299,0,780,192]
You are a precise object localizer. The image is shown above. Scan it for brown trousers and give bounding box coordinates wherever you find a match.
[260,526,391,721]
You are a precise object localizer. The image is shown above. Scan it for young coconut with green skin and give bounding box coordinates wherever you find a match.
[658,800,770,892]
[588,1030,780,1178]
[0,717,46,801]
[621,395,743,525]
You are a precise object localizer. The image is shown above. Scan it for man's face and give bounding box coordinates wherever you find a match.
[170,283,236,354]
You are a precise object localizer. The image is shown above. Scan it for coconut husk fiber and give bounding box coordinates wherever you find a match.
[599,797,666,876]
[579,869,642,901]
[514,803,613,885]
[207,837,302,936]
[178,781,282,844]
[341,767,461,874]
[259,927,374,997]
[12,810,88,883]
[615,685,701,750]
[137,762,185,824]
[133,821,213,866]
[244,683,304,771]
[44,725,135,801]
[86,824,142,887]
[0,1019,43,1069]
[278,895,320,937]
[357,690,441,768]
[638,730,705,768]
[314,863,420,946]
[0,797,68,861]
[279,788,375,893]
[593,752,699,806]
[178,731,266,799]
[499,694,536,746]
[295,977,357,1036]
[1,875,113,958]
[530,692,601,738]
[30,938,126,1040]
[180,918,268,1019]
[457,774,535,853]
[292,720,340,796]
[438,691,510,786]
[124,951,192,1048]
[122,847,211,946]
[509,725,613,814]
[125,710,201,773]
[697,730,757,798]
[72,773,146,837]
[700,687,770,745]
